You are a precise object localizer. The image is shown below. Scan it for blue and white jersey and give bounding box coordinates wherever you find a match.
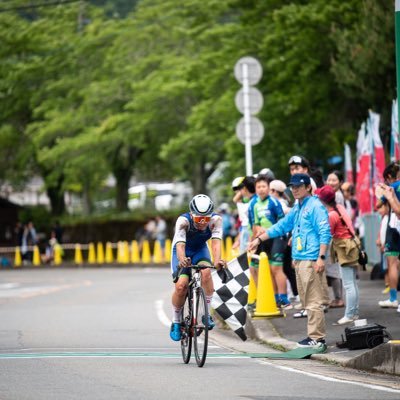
[172,212,223,252]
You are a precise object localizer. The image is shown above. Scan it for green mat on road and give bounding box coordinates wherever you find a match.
[248,345,327,359]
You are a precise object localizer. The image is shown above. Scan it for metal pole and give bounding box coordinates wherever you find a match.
[396,1,400,133]
[242,63,253,175]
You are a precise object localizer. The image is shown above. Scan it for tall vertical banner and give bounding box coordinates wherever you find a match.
[369,110,385,186]
[344,143,354,184]
[356,123,372,214]
[391,99,400,162]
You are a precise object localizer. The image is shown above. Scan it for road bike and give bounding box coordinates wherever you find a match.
[179,264,216,367]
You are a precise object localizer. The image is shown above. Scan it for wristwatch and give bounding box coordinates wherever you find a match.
[319,254,326,260]
[257,237,263,244]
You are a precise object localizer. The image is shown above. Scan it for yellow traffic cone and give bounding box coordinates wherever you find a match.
[33,245,41,266]
[153,240,162,263]
[116,241,122,263]
[105,242,114,263]
[164,239,171,262]
[130,241,140,263]
[54,244,62,265]
[88,243,96,264]
[253,252,282,318]
[97,242,105,264]
[14,247,22,267]
[75,244,83,265]
[248,272,257,305]
[141,240,151,264]
[225,236,233,261]
[122,241,129,264]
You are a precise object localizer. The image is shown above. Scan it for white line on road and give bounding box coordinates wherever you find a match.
[259,360,400,394]
[155,299,172,327]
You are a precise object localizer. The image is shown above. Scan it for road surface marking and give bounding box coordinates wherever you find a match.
[259,360,400,394]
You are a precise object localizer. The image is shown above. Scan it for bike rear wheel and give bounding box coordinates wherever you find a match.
[180,292,192,364]
[193,287,208,367]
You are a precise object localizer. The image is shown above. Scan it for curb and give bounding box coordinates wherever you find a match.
[244,312,400,376]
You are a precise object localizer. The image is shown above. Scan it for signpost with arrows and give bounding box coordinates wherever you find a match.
[234,56,264,175]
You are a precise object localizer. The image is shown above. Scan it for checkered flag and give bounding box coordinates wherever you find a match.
[211,253,249,341]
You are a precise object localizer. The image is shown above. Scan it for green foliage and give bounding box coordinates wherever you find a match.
[0,0,396,216]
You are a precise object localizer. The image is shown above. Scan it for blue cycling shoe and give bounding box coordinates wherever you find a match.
[170,322,182,341]
[202,315,215,330]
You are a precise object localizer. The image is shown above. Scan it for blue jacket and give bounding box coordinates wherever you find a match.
[266,196,331,261]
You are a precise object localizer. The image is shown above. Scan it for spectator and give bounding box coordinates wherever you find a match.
[232,176,257,259]
[42,230,63,264]
[288,156,330,315]
[144,218,157,241]
[325,171,346,307]
[252,175,290,308]
[315,185,360,325]
[377,163,400,310]
[288,155,323,189]
[326,170,345,206]
[219,204,235,239]
[376,200,390,295]
[155,215,167,257]
[248,173,331,349]
[258,168,275,183]
[21,221,37,263]
[270,180,299,303]
[341,182,358,224]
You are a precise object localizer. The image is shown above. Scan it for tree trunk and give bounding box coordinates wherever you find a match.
[191,162,207,194]
[114,168,131,212]
[47,176,65,216]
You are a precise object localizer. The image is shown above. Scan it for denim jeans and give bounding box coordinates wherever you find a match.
[340,266,359,318]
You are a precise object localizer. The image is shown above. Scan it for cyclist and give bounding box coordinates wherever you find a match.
[170,194,226,341]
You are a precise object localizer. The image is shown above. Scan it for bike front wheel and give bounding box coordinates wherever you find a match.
[180,292,192,364]
[193,287,208,367]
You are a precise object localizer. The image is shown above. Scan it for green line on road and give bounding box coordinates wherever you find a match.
[0,352,254,359]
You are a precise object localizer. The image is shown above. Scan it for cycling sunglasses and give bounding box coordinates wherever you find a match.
[192,215,211,224]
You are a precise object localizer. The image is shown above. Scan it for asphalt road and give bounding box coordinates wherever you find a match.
[0,267,399,400]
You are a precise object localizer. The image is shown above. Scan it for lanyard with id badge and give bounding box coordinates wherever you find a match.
[295,201,308,252]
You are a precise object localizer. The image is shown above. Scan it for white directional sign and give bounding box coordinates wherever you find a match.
[235,87,263,115]
[235,116,264,146]
[234,56,263,86]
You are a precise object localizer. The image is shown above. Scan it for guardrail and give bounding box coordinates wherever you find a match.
[0,237,238,267]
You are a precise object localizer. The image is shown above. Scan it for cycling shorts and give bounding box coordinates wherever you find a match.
[171,244,211,282]
[250,237,287,268]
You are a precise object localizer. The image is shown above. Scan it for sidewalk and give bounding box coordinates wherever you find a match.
[245,269,400,375]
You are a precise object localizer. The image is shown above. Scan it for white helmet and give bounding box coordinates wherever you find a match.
[189,194,214,216]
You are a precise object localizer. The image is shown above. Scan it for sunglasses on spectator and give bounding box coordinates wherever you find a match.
[192,215,211,224]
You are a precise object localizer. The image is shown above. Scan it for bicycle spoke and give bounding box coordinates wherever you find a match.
[194,287,208,367]
[180,293,192,364]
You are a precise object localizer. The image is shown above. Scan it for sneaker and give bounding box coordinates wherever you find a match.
[169,322,181,341]
[397,305,400,313]
[297,337,326,348]
[333,316,357,326]
[202,315,215,330]
[378,299,399,308]
[280,302,293,310]
[294,303,304,310]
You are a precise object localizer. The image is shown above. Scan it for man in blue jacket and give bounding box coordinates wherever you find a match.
[248,173,332,348]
